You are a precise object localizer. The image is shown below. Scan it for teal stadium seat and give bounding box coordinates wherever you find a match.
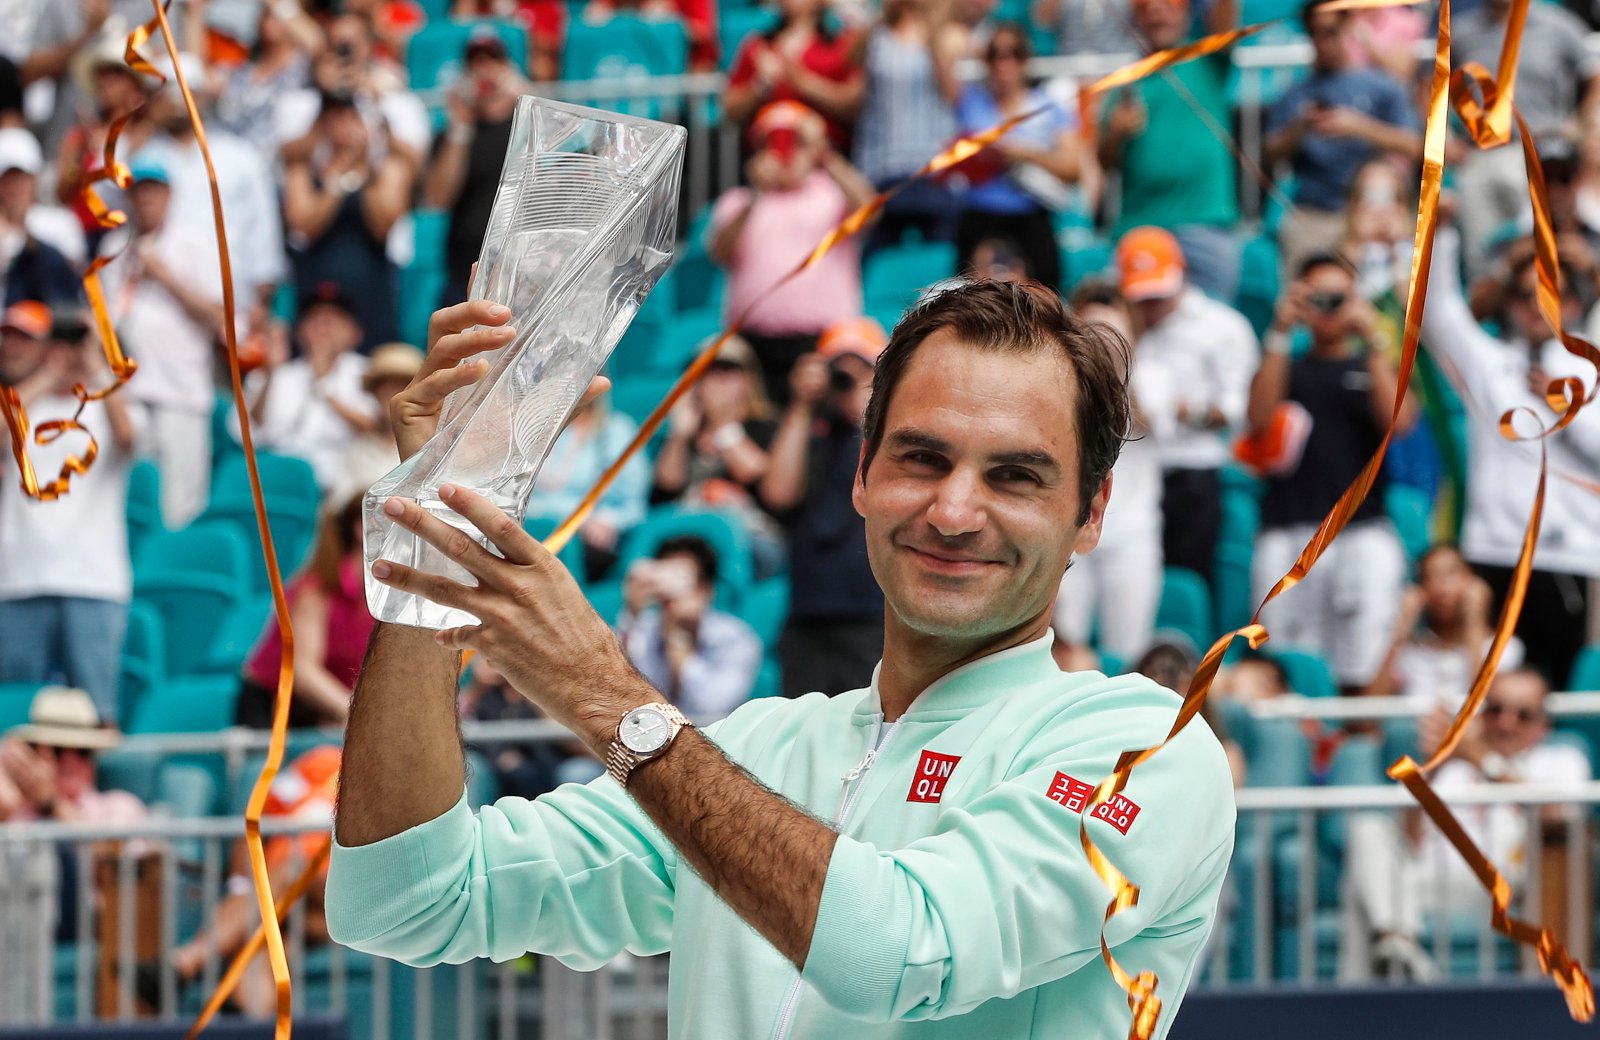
[523,514,591,587]
[672,252,723,314]
[400,207,451,344]
[407,19,529,95]
[738,576,789,646]
[128,674,242,734]
[200,452,322,594]
[718,8,777,70]
[1156,567,1215,653]
[1385,484,1433,569]
[196,595,275,676]
[133,526,251,676]
[607,373,680,462]
[118,600,167,729]
[1235,232,1281,336]
[1268,646,1338,699]
[1556,644,1600,760]
[0,682,45,731]
[563,15,688,120]
[864,242,957,311]
[126,458,163,559]
[621,308,723,377]
[209,451,321,508]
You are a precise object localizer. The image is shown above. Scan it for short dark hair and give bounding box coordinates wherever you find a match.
[860,280,1132,524]
[986,21,1033,62]
[1299,0,1345,30]
[1297,250,1349,281]
[1237,651,1291,694]
[655,535,718,588]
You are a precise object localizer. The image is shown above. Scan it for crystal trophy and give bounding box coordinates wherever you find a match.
[364,97,686,629]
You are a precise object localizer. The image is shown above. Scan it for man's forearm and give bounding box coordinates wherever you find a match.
[626,727,838,967]
[335,623,468,847]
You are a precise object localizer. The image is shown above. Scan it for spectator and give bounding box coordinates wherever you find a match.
[851,0,962,248]
[97,161,224,528]
[1034,0,1138,59]
[236,495,375,729]
[527,386,649,579]
[423,29,528,308]
[1135,641,1247,787]
[452,0,563,82]
[330,340,422,504]
[1100,0,1241,301]
[759,318,886,697]
[1339,157,1413,303]
[1341,668,1591,980]
[459,659,570,798]
[584,0,718,72]
[275,12,431,157]
[1052,284,1165,665]
[722,0,864,149]
[240,282,376,491]
[1364,544,1525,706]
[707,101,876,404]
[1452,0,1600,271]
[154,745,340,1017]
[0,304,140,721]
[130,52,286,325]
[1264,0,1422,277]
[1248,252,1414,693]
[55,35,144,251]
[1421,228,1600,689]
[1,131,80,308]
[212,0,323,151]
[652,334,786,578]
[0,127,84,268]
[951,24,1079,290]
[282,87,413,350]
[1117,226,1256,585]
[618,535,763,717]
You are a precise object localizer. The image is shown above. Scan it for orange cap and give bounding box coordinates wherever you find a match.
[1,300,52,340]
[1116,226,1186,302]
[817,316,889,365]
[749,100,823,145]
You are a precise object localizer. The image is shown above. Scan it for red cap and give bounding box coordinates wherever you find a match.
[1,300,52,340]
[817,316,889,365]
[1116,226,1186,302]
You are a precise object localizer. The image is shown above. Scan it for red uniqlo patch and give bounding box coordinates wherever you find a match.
[906,750,961,803]
[1045,773,1141,835]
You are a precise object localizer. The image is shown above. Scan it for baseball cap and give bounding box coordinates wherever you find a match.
[1116,226,1186,302]
[1,301,52,340]
[748,100,822,150]
[465,25,509,60]
[0,128,43,177]
[300,280,357,318]
[128,161,170,187]
[817,316,889,366]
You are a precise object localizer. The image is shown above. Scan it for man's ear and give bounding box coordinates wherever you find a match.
[851,441,868,518]
[1071,474,1112,557]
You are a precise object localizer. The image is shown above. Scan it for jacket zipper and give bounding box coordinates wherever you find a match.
[770,717,902,1040]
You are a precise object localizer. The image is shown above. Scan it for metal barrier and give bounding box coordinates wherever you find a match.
[3,781,1596,1036]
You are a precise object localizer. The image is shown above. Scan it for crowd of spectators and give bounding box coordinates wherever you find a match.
[1,0,1599,998]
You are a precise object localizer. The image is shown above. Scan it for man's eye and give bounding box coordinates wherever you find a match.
[994,468,1040,485]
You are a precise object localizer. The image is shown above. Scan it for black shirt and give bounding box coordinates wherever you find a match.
[784,417,884,622]
[441,115,515,293]
[1260,352,1389,530]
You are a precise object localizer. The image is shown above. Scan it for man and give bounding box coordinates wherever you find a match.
[1247,253,1413,694]
[1099,0,1241,301]
[0,127,85,268]
[1341,668,1592,980]
[618,536,763,720]
[239,282,374,491]
[97,160,223,528]
[0,129,79,308]
[0,304,140,721]
[1265,0,1422,277]
[1117,226,1257,586]
[422,28,528,308]
[275,12,431,159]
[1451,0,1600,271]
[325,281,1236,1039]
[761,316,887,698]
[708,101,876,404]
[1421,228,1600,689]
[130,52,285,324]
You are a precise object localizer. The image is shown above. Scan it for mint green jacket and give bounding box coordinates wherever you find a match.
[325,634,1235,1039]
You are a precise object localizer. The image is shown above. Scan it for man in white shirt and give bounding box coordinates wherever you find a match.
[0,302,141,721]
[0,127,86,267]
[1116,226,1258,586]
[1421,228,1600,689]
[1340,667,1593,980]
[240,282,374,490]
[98,160,224,528]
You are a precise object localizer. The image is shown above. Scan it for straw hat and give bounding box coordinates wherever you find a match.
[9,686,122,750]
[362,342,425,390]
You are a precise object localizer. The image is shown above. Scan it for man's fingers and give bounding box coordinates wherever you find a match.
[434,625,483,650]
[379,495,507,579]
[426,298,512,355]
[437,484,544,566]
[573,375,611,417]
[370,557,484,613]
[402,359,490,411]
[419,323,518,380]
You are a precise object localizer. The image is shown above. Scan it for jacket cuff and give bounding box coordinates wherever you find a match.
[325,790,472,947]
[802,835,914,1021]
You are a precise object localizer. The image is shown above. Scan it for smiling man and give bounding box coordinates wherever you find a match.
[326,281,1237,1039]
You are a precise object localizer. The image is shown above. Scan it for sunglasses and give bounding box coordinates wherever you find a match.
[1484,701,1541,724]
[706,359,745,374]
[987,48,1025,62]
[1307,291,1348,314]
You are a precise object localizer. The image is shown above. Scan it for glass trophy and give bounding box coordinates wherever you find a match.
[364,97,686,629]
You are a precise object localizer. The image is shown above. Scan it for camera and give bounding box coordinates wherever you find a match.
[1307,291,1347,315]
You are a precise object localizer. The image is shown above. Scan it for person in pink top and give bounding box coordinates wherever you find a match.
[0,686,146,826]
[236,494,377,729]
[707,100,877,405]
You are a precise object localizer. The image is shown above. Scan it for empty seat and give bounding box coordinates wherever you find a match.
[126,458,163,559]
[1156,567,1215,653]
[133,527,251,676]
[562,15,689,120]
[118,600,167,729]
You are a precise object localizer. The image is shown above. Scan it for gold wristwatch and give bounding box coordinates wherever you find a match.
[605,703,692,787]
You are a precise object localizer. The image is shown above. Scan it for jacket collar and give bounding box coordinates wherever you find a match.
[852,631,1061,724]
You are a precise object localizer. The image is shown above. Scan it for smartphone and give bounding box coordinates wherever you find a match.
[654,559,698,602]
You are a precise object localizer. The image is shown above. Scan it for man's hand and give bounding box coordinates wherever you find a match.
[1270,281,1310,333]
[788,353,830,407]
[0,741,57,813]
[1306,105,1372,141]
[369,484,662,751]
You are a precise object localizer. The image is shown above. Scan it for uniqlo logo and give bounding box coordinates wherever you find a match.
[906,750,961,803]
[1046,771,1094,813]
[1090,793,1141,835]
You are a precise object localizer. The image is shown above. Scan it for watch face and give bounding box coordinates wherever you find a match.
[620,707,672,754]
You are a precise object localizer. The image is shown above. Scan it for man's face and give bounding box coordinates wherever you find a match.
[0,329,46,385]
[853,330,1107,643]
[1132,0,1187,50]
[1419,548,1471,622]
[1306,10,1347,68]
[1303,262,1358,342]
[1482,671,1549,758]
[298,303,362,356]
[1504,263,1580,346]
[831,354,876,427]
[1130,292,1180,334]
[129,180,170,232]
[0,168,34,222]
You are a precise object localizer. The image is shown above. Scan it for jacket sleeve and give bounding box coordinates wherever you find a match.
[1419,228,1506,409]
[324,776,678,970]
[800,708,1235,1023]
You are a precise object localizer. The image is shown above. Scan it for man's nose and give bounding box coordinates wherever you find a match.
[925,469,987,538]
